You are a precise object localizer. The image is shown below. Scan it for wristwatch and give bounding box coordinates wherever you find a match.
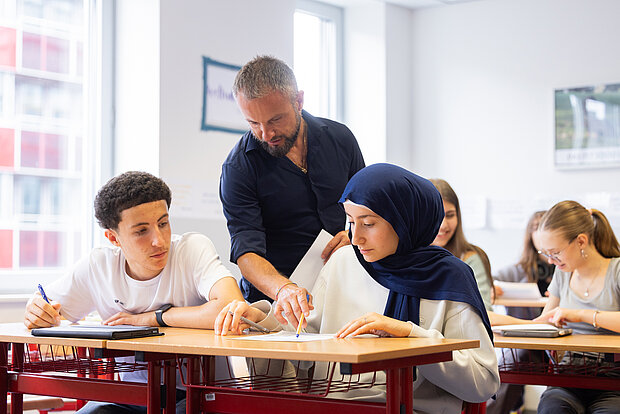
[155,304,173,327]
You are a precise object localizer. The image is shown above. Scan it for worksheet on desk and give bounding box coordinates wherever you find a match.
[230,331,335,342]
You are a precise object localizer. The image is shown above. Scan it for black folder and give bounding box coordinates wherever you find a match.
[31,324,163,340]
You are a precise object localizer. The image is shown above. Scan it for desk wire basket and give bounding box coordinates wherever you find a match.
[177,356,386,398]
[497,348,620,390]
[5,344,148,377]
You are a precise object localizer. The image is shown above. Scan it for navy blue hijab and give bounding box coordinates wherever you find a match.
[339,164,493,341]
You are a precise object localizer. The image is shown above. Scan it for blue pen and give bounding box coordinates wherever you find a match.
[38,284,50,304]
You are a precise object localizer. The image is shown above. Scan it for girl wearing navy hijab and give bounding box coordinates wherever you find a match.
[216,164,499,413]
[337,163,494,340]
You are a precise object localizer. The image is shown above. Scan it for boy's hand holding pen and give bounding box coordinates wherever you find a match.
[24,284,62,329]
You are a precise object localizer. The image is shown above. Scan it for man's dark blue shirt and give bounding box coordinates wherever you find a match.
[220,110,365,302]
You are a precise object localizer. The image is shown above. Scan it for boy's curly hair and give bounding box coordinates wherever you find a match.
[94,171,171,230]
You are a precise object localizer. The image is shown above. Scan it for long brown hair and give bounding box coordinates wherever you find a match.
[539,200,620,258]
[518,211,546,282]
[429,179,494,291]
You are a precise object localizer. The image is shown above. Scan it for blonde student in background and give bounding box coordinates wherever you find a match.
[216,164,499,414]
[491,201,620,414]
[429,179,494,311]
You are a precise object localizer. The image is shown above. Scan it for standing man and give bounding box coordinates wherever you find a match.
[220,56,365,326]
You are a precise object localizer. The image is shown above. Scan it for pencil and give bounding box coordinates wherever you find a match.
[296,313,305,338]
[227,310,270,333]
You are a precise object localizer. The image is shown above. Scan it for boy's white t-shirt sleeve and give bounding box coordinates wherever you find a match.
[180,233,235,300]
[44,254,98,322]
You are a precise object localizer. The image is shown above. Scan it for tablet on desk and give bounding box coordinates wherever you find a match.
[501,328,573,338]
[493,323,573,338]
[31,324,163,340]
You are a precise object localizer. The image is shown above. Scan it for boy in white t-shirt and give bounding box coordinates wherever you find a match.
[24,171,262,414]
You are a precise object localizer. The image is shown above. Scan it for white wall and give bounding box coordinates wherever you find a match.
[410,0,620,270]
[385,3,413,168]
[343,0,387,165]
[157,0,294,276]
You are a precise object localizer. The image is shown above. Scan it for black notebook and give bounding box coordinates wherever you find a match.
[31,324,163,340]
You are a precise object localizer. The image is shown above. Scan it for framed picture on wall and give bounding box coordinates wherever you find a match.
[201,57,247,134]
[555,82,620,169]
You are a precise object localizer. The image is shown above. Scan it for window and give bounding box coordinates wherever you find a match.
[0,0,108,294]
[294,0,343,121]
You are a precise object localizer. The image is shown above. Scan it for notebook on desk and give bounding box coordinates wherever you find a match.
[31,324,163,340]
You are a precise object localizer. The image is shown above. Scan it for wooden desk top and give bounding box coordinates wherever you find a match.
[494,333,620,353]
[0,323,107,348]
[493,297,548,307]
[106,327,480,364]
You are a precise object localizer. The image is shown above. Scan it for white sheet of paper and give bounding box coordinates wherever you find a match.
[494,281,542,299]
[491,324,558,333]
[289,229,333,292]
[229,331,335,342]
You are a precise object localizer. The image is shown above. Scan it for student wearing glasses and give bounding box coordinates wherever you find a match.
[491,200,620,414]
[217,164,500,413]
[487,210,555,414]
[429,179,494,311]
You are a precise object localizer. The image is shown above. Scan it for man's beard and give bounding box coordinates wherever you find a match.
[255,112,302,158]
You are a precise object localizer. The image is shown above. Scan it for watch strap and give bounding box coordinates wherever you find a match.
[155,304,173,327]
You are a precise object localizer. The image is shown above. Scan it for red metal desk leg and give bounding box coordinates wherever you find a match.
[386,367,401,414]
[1,343,8,414]
[147,360,161,414]
[10,343,24,414]
[186,356,201,414]
[400,366,414,414]
[164,359,176,414]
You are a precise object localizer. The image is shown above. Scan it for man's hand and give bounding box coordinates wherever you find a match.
[215,299,266,336]
[273,284,313,326]
[321,231,350,263]
[24,295,62,329]
[103,311,155,327]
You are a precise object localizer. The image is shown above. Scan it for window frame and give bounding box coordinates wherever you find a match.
[0,0,113,294]
[294,0,344,121]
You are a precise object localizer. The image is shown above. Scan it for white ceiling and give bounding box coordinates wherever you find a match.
[385,0,488,9]
[329,0,489,10]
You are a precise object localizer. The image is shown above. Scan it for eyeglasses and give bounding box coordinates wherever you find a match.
[537,237,576,262]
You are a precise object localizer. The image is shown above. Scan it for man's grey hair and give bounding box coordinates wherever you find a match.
[233,55,298,102]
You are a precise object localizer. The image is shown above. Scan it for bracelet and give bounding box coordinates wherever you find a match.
[592,310,600,329]
[275,282,297,301]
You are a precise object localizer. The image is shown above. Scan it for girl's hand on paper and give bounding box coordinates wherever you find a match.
[336,312,412,339]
